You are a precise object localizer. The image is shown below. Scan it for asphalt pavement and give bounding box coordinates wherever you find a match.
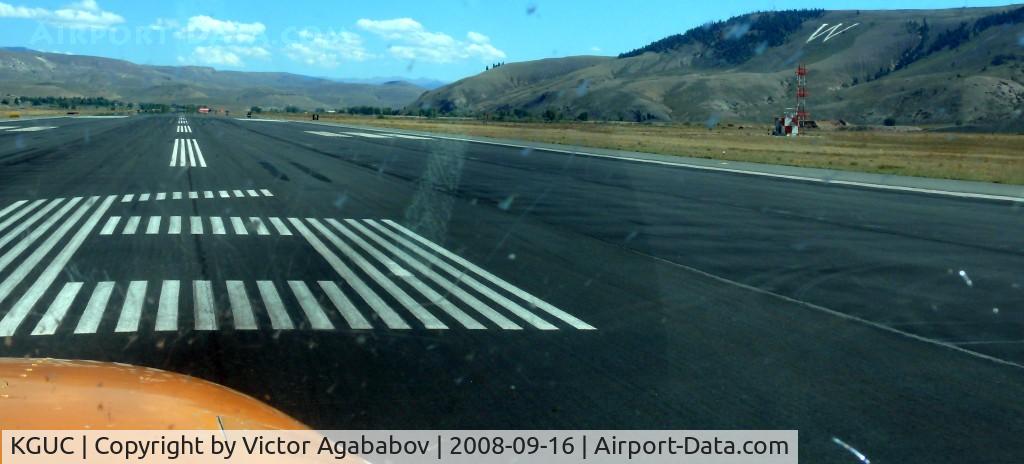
[0,114,1022,463]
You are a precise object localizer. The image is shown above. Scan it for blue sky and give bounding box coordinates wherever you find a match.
[0,0,1017,82]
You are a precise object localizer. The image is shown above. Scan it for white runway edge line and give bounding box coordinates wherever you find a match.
[0,195,116,336]
[342,132,392,139]
[304,131,351,137]
[305,130,431,140]
[387,134,433,140]
[353,128,1024,203]
[5,126,57,132]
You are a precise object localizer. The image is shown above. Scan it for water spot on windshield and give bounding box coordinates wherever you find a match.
[958,269,973,287]
[333,193,348,209]
[782,49,804,67]
[725,22,751,40]
[705,114,720,130]
[576,79,589,97]
[498,195,516,210]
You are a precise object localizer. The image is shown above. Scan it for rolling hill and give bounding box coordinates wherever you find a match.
[411,4,1024,128]
[0,48,426,111]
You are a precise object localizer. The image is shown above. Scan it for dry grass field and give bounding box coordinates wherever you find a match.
[274,114,1024,185]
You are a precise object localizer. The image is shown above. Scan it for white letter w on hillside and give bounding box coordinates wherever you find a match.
[807,23,860,43]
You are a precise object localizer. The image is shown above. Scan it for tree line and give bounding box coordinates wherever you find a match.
[618,9,825,64]
[2,96,186,113]
[863,5,1024,83]
[8,96,129,109]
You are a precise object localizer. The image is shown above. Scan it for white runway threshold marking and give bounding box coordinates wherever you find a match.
[0,197,593,334]
[116,189,274,203]
[0,195,116,336]
[170,139,206,167]
[0,187,1009,368]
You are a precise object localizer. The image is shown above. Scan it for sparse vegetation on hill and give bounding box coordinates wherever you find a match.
[412,4,1024,129]
[619,9,825,64]
[883,5,1024,79]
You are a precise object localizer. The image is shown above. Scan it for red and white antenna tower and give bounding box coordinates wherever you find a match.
[795,64,809,125]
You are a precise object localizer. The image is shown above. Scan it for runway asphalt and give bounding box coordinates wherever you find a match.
[0,114,1021,462]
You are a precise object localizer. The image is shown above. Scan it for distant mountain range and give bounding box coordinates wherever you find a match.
[411,5,1024,128]
[0,48,426,111]
[327,76,448,90]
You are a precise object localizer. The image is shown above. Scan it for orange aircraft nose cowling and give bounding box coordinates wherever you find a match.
[0,358,307,430]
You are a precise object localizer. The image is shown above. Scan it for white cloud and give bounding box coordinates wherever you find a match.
[177,15,265,43]
[590,46,602,52]
[179,45,270,67]
[355,17,424,40]
[466,31,489,44]
[463,31,505,62]
[285,28,370,67]
[356,17,505,63]
[170,15,269,67]
[0,0,123,29]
